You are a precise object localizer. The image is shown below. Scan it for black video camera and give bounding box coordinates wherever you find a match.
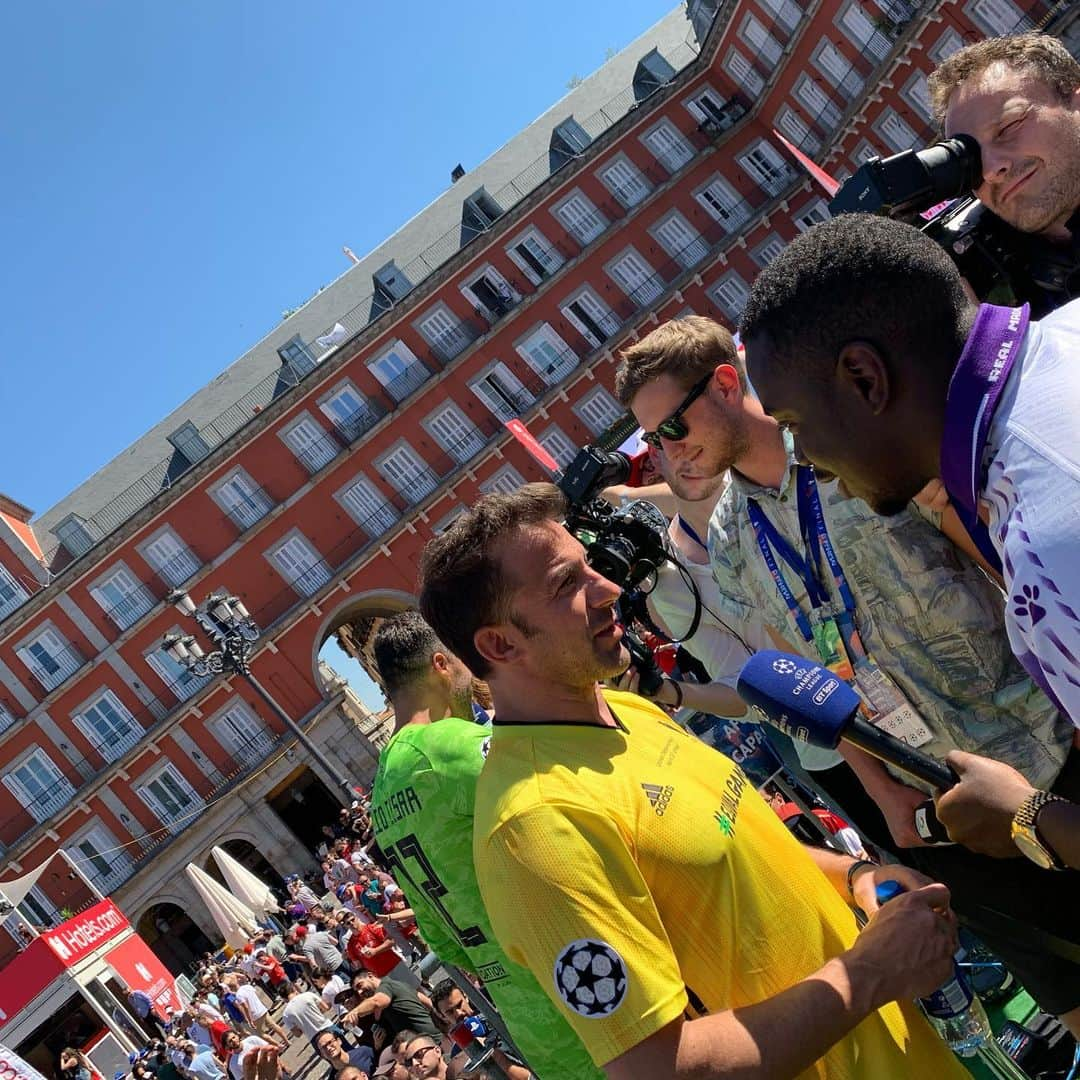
[829,134,1080,314]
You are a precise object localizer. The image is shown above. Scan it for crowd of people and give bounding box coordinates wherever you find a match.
[61,29,1080,1080]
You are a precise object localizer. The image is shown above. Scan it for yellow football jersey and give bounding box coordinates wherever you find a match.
[473,689,969,1077]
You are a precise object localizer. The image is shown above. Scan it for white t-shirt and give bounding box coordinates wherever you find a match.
[320,974,348,1013]
[228,1037,272,1080]
[984,300,1080,727]
[235,983,268,1021]
[649,524,842,771]
[282,992,331,1039]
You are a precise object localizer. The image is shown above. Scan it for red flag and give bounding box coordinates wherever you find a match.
[772,129,841,198]
[504,419,561,473]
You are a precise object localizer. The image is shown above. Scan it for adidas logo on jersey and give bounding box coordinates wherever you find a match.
[641,783,674,816]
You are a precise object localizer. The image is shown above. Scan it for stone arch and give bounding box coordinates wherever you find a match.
[311,587,417,693]
[136,899,214,975]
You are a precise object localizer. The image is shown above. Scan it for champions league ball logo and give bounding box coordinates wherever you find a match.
[772,658,798,675]
[553,939,628,1017]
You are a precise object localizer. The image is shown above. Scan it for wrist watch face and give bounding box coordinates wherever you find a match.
[1012,825,1056,869]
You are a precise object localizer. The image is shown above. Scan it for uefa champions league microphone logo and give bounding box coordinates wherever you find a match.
[772,658,798,675]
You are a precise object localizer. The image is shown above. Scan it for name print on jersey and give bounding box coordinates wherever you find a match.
[371,786,422,832]
[714,767,746,837]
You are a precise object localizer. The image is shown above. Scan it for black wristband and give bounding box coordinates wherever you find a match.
[663,678,683,709]
[846,858,878,900]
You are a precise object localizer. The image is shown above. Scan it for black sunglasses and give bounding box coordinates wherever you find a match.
[641,373,712,449]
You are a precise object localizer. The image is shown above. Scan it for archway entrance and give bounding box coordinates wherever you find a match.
[137,902,214,975]
[266,765,343,857]
[315,590,416,716]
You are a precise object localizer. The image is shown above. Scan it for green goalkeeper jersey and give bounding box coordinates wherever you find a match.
[370,717,603,1080]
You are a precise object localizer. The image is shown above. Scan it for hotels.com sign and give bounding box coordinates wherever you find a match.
[42,898,129,966]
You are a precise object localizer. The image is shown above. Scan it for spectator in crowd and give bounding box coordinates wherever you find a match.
[231,976,290,1047]
[286,877,321,913]
[179,1042,225,1080]
[344,973,439,1041]
[59,1049,93,1080]
[219,980,247,1030]
[313,1030,374,1080]
[419,483,968,1079]
[285,924,350,980]
[400,1036,447,1080]
[617,311,1080,1026]
[342,908,416,986]
[253,948,292,1000]
[428,981,529,1080]
[312,970,350,1016]
[220,1031,279,1080]
[280,985,334,1043]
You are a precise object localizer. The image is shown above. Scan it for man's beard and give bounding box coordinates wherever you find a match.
[998,155,1080,233]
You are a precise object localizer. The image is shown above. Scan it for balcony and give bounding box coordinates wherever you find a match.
[295,432,343,476]
[439,427,489,467]
[356,500,401,539]
[25,643,87,693]
[229,730,277,769]
[481,387,539,424]
[151,544,203,591]
[381,363,433,404]
[0,707,16,736]
[101,584,158,631]
[82,849,138,895]
[330,403,388,445]
[427,321,483,365]
[394,466,443,506]
[21,774,79,826]
[0,581,30,622]
[159,670,211,704]
[83,722,146,764]
[286,560,334,598]
[222,485,275,533]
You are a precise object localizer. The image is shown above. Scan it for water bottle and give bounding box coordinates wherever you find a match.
[876,880,991,1057]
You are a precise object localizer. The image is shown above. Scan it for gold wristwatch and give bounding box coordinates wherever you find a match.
[1011,790,1067,870]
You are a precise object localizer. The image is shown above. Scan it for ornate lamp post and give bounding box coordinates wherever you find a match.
[162,589,352,801]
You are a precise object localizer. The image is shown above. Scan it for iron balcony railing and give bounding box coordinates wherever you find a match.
[607,177,654,210]
[395,466,443,506]
[222,484,276,533]
[380,363,433,404]
[294,431,343,476]
[287,560,335,598]
[426,320,484,365]
[0,580,31,622]
[158,670,212,704]
[22,775,79,826]
[0,707,16,736]
[356,500,401,539]
[82,721,146,764]
[25,643,87,693]
[440,427,489,467]
[481,387,539,424]
[150,544,203,591]
[100,583,158,631]
[330,402,388,445]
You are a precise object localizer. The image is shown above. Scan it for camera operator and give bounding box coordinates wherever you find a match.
[930,32,1080,306]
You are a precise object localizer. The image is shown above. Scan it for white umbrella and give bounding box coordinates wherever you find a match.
[185,864,261,949]
[211,846,281,918]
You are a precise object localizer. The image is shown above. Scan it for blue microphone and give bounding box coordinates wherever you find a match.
[736,651,955,790]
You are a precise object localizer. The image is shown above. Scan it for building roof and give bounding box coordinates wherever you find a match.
[33,4,700,549]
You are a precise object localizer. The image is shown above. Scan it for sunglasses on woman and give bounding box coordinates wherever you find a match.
[640,373,712,449]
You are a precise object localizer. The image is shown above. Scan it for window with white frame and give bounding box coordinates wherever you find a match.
[137,763,204,833]
[480,465,526,496]
[794,76,843,130]
[739,14,782,66]
[213,699,274,767]
[538,426,579,469]
[3,748,76,824]
[2,885,58,943]
[607,249,663,307]
[0,563,29,620]
[461,265,519,320]
[70,822,133,893]
[319,383,380,443]
[282,414,339,475]
[876,109,920,152]
[641,120,695,174]
[269,533,331,597]
[794,198,832,231]
[368,340,428,402]
[17,626,81,692]
[517,325,579,386]
[760,0,802,31]
[425,403,486,465]
[652,213,709,269]
[574,387,624,437]
[90,564,153,630]
[929,27,965,64]
[839,2,890,60]
[967,0,1023,36]
[561,289,621,349]
[776,108,821,153]
[738,140,793,196]
[599,157,651,209]
[506,226,564,286]
[73,689,142,762]
[901,70,932,120]
[212,468,273,531]
[723,47,764,96]
[753,234,787,267]
[147,641,207,702]
[140,528,201,589]
[418,307,472,363]
[852,139,881,165]
[336,474,400,537]
[686,86,733,129]
[377,443,439,504]
[552,191,608,246]
[695,175,750,229]
[0,701,16,735]
[709,272,751,321]
[813,41,863,94]
[470,362,533,422]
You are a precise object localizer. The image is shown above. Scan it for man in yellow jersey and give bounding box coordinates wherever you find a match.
[418,483,970,1080]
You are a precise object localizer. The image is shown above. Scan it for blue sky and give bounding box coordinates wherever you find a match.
[1,0,672,520]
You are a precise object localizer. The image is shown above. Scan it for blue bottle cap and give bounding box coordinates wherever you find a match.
[875,879,906,904]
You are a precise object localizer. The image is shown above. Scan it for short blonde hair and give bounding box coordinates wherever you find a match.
[614,315,744,406]
[928,32,1080,129]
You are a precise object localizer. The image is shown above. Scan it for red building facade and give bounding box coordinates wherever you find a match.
[0,0,1070,970]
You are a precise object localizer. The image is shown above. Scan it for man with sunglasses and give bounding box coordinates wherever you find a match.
[615,314,1080,1025]
[401,1037,445,1080]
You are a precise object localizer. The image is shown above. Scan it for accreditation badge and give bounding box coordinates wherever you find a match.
[811,612,856,683]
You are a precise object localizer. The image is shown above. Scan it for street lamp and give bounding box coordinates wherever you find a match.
[162,589,353,801]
